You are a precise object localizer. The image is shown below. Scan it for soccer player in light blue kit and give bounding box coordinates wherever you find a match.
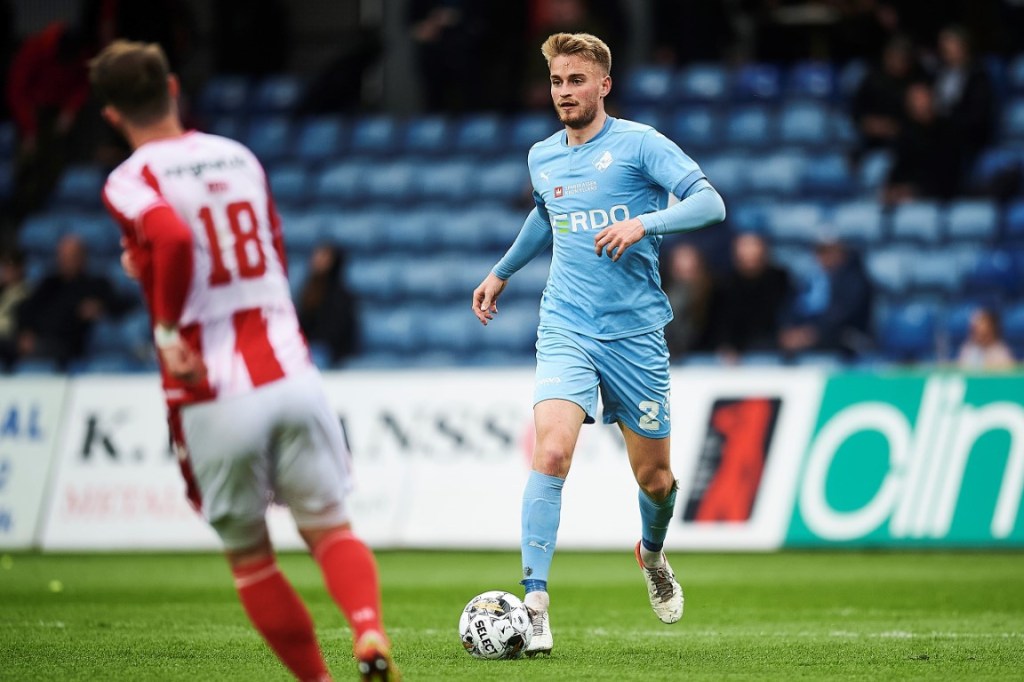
[472,32,726,655]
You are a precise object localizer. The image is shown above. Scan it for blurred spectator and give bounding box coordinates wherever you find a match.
[713,233,793,360]
[958,308,1016,371]
[297,27,383,115]
[16,234,132,370]
[0,247,27,371]
[651,0,737,65]
[82,0,195,71]
[4,21,95,233]
[780,236,873,359]
[296,244,357,365]
[931,25,995,193]
[662,242,715,360]
[850,35,924,160]
[882,82,959,203]
[212,0,289,76]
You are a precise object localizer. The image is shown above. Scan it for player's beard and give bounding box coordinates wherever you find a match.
[556,100,598,129]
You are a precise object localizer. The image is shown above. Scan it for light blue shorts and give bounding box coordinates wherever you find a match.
[534,326,671,438]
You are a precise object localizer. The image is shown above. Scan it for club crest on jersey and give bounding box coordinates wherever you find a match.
[594,151,614,172]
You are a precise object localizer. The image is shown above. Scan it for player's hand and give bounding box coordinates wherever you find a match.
[472,273,508,326]
[594,218,646,262]
[159,342,207,385]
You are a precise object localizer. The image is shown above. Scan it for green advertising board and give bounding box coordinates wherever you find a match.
[788,372,1024,547]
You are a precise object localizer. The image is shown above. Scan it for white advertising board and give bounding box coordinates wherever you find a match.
[0,377,67,549]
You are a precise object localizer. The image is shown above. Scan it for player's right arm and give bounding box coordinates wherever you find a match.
[472,205,552,325]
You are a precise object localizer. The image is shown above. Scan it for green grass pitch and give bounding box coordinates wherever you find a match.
[1,550,1022,680]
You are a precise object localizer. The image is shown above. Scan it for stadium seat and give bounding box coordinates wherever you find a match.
[198,76,250,114]
[443,204,522,252]
[1002,98,1024,140]
[942,300,981,349]
[667,106,720,150]
[72,212,119,256]
[830,110,858,145]
[946,199,998,242]
[251,75,303,114]
[878,301,938,361]
[1002,302,1024,347]
[397,258,461,301]
[286,258,308,299]
[346,256,408,302]
[1004,199,1024,244]
[349,116,399,156]
[402,116,452,156]
[904,248,969,293]
[778,101,831,146]
[969,147,1022,195]
[1008,54,1024,93]
[205,115,245,140]
[281,211,327,254]
[245,116,292,163]
[325,207,396,253]
[831,200,884,245]
[267,163,309,207]
[18,212,68,256]
[890,201,942,244]
[727,199,771,234]
[359,307,419,354]
[419,304,488,353]
[701,153,749,198]
[724,104,775,147]
[732,63,782,101]
[505,257,550,301]
[865,247,913,295]
[963,249,1019,296]
[509,113,558,150]
[312,160,366,205]
[621,65,674,106]
[745,150,804,196]
[452,114,507,154]
[676,63,729,104]
[52,165,105,208]
[386,207,444,253]
[624,106,664,130]
[858,149,893,192]
[477,302,540,354]
[763,202,826,244]
[801,151,854,197]
[362,160,419,203]
[294,116,347,161]
[476,155,531,202]
[417,158,475,202]
[786,61,836,99]
[837,60,868,100]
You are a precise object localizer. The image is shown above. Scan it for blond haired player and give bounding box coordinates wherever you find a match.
[91,40,398,681]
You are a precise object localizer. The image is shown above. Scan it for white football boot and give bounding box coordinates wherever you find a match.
[635,541,684,624]
[523,591,553,656]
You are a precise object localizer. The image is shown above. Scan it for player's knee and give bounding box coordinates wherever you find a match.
[531,444,572,477]
[637,466,674,501]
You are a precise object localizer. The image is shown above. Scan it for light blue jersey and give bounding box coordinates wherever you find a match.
[524,116,704,340]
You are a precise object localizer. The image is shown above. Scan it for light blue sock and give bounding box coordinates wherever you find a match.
[639,482,678,552]
[521,471,564,592]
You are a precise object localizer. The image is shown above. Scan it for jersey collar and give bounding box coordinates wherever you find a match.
[561,115,615,148]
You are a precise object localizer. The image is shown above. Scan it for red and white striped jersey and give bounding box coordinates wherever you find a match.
[103,131,311,407]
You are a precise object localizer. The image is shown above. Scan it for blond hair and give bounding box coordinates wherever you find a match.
[541,33,612,75]
[89,40,172,125]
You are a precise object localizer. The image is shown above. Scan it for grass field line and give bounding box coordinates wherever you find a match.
[386,626,1024,639]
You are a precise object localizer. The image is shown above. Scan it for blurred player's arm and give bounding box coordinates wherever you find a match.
[473,205,552,325]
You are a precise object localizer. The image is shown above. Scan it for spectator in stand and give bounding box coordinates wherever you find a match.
[211,0,289,76]
[713,233,793,362]
[662,242,715,361]
[16,233,132,370]
[931,25,996,194]
[882,82,959,203]
[296,244,358,365]
[0,247,27,372]
[958,307,1016,371]
[779,235,873,360]
[850,35,924,161]
[4,21,95,234]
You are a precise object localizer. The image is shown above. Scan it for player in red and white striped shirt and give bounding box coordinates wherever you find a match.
[91,40,398,682]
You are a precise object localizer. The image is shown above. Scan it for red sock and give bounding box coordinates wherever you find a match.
[232,557,331,682]
[313,530,385,644]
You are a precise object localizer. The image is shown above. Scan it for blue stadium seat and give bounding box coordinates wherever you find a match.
[359,307,419,353]
[878,301,938,361]
[477,302,540,354]
[624,107,664,130]
[1002,302,1024,348]
[701,153,749,198]
[745,150,804,196]
[438,204,521,252]
[295,116,346,161]
[53,165,105,208]
[778,101,830,146]
[281,211,327,254]
[727,199,771,234]
[286,258,308,299]
[943,300,981,348]
[403,116,451,156]
[676,63,729,104]
[419,304,488,353]
[362,160,419,203]
[325,208,396,254]
[724,105,774,147]
[504,257,550,301]
[245,116,292,162]
[969,147,1022,194]
[904,248,969,294]
[417,159,474,202]
[346,256,407,302]
[267,163,309,207]
[858,149,893,192]
[205,115,245,140]
[1002,98,1024,140]
[198,76,250,114]
[18,212,68,256]
[732,64,782,101]
[476,156,530,202]
[453,114,507,154]
[509,113,558,150]
[349,116,399,156]
[946,199,998,242]
[397,258,460,300]
[251,75,303,114]
[622,65,674,105]
[312,160,366,204]
[963,249,1019,296]
[764,202,826,244]
[890,201,942,244]
[1005,199,1024,244]
[865,247,913,295]
[667,106,720,150]
[73,212,119,256]
[831,200,884,245]
[830,110,858,145]
[786,61,836,99]
[837,60,868,100]
[801,152,854,197]
[386,207,443,253]
[1008,54,1024,93]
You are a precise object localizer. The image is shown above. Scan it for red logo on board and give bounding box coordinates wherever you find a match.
[554,186,564,198]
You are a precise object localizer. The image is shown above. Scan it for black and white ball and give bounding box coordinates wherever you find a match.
[458,590,533,660]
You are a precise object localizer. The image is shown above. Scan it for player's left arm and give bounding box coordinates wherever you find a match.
[594,131,726,261]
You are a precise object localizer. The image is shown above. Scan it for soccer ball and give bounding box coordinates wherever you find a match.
[458,590,533,660]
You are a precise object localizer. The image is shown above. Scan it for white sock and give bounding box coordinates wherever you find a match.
[524,590,550,613]
[640,545,665,568]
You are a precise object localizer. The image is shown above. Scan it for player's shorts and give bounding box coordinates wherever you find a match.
[178,368,352,551]
[534,326,671,438]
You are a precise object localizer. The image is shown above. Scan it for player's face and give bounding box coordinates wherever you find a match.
[549,56,609,130]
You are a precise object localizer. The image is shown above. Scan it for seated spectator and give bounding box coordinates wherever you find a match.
[850,35,923,161]
[713,233,793,360]
[780,236,874,359]
[958,308,1016,371]
[16,233,132,370]
[0,247,28,371]
[296,243,357,364]
[662,242,715,360]
[882,82,959,203]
